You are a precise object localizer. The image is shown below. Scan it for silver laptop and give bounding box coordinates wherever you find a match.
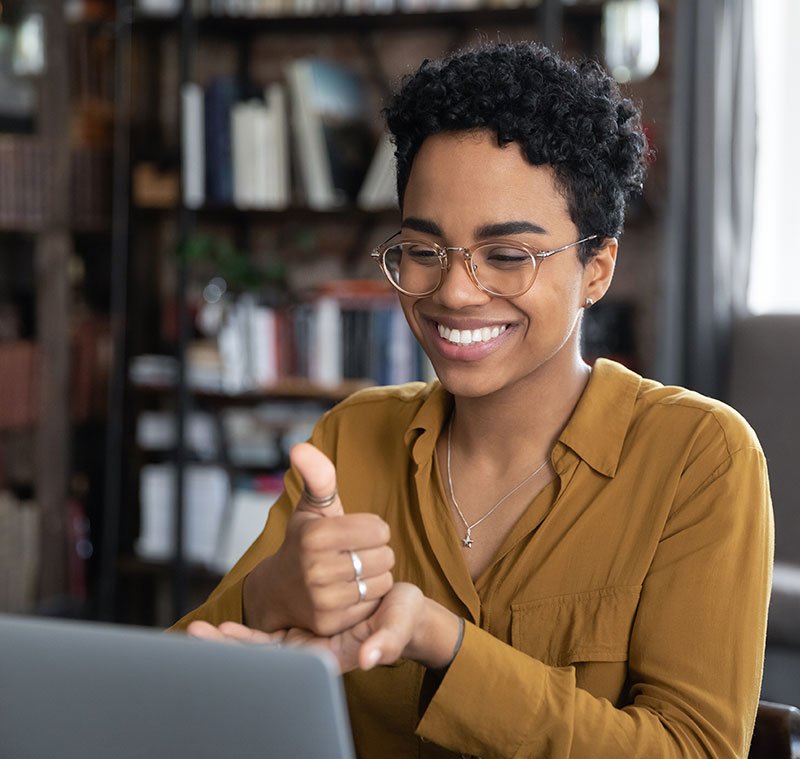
[0,613,356,759]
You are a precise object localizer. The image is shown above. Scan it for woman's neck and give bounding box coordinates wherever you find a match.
[449,353,592,466]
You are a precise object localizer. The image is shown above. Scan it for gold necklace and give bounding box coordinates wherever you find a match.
[446,417,548,548]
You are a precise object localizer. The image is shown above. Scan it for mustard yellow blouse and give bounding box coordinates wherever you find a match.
[172,359,773,758]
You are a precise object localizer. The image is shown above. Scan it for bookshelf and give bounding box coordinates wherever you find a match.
[0,4,115,616]
[103,0,637,627]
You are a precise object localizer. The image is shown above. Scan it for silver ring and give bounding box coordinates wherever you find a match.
[349,550,363,581]
[302,485,337,508]
[356,578,368,603]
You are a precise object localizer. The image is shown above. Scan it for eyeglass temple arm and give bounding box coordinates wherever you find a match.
[373,231,402,253]
[535,234,599,259]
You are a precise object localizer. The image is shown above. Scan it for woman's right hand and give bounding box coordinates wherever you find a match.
[242,442,395,637]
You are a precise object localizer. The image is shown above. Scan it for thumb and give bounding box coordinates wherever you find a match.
[290,442,344,517]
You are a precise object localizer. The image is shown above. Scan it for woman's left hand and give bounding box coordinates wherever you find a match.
[187,582,462,674]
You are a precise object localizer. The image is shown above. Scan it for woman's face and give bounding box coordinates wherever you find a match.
[398,130,615,400]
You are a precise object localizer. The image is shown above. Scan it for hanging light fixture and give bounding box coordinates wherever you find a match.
[603,0,660,83]
[12,11,45,77]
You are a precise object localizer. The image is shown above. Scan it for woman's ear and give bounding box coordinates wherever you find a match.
[583,237,618,306]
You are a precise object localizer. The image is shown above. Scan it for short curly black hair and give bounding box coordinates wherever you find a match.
[385,41,648,263]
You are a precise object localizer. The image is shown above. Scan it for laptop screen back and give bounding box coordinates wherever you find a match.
[0,613,356,759]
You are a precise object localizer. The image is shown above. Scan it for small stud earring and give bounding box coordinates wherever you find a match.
[584,297,594,308]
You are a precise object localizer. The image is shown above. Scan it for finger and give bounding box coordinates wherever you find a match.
[359,628,404,670]
[298,514,391,556]
[217,621,283,645]
[187,620,228,642]
[306,545,394,585]
[310,571,394,612]
[291,443,344,517]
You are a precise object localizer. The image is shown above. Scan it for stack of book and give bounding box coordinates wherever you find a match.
[213,474,284,573]
[211,280,433,392]
[182,78,291,210]
[135,464,284,573]
[286,57,374,210]
[179,57,396,212]
[130,281,433,395]
[0,138,112,231]
[136,463,231,565]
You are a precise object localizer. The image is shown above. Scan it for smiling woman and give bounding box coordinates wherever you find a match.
[172,41,772,759]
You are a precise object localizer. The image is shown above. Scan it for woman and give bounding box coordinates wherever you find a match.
[176,42,772,758]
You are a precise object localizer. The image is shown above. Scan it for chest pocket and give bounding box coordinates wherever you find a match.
[511,584,641,668]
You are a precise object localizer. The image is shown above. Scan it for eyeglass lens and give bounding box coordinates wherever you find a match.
[382,242,537,296]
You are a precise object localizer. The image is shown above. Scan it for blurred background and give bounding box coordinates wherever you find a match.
[0,0,797,703]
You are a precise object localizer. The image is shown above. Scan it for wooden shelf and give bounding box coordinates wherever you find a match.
[140,449,281,473]
[133,204,400,225]
[134,377,372,404]
[132,4,602,36]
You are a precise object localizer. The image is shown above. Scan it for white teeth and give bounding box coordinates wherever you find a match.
[437,323,507,345]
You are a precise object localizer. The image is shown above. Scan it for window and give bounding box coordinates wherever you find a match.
[748,0,800,313]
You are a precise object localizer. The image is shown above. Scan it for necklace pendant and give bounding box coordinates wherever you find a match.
[462,533,474,548]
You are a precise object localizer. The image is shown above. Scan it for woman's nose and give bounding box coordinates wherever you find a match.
[431,251,492,308]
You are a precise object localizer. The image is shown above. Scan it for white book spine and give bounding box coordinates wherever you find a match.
[249,103,271,208]
[218,306,247,393]
[268,83,290,209]
[186,465,230,566]
[231,101,252,208]
[250,306,278,387]
[285,60,336,210]
[357,131,397,210]
[180,83,205,209]
[213,486,281,573]
[310,296,342,386]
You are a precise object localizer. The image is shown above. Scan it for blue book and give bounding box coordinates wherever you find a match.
[204,76,237,205]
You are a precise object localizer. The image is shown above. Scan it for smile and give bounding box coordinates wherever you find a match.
[437,323,508,346]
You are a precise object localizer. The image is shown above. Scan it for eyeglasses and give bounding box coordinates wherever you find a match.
[371,232,598,298]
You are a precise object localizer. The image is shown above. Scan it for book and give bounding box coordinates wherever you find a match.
[204,76,238,205]
[357,130,398,210]
[136,464,230,567]
[181,82,206,209]
[266,82,290,209]
[213,475,283,574]
[230,84,289,209]
[308,295,343,386]
[0,492,40,613]
[286,58,374,210]
[231,100,259,208]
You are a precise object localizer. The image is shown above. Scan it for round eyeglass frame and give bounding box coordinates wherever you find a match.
[370,232,599,298]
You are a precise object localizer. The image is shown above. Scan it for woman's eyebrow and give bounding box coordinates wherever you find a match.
[400,218,549,238]
[401,217,442,236]
[475,220,548,238]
